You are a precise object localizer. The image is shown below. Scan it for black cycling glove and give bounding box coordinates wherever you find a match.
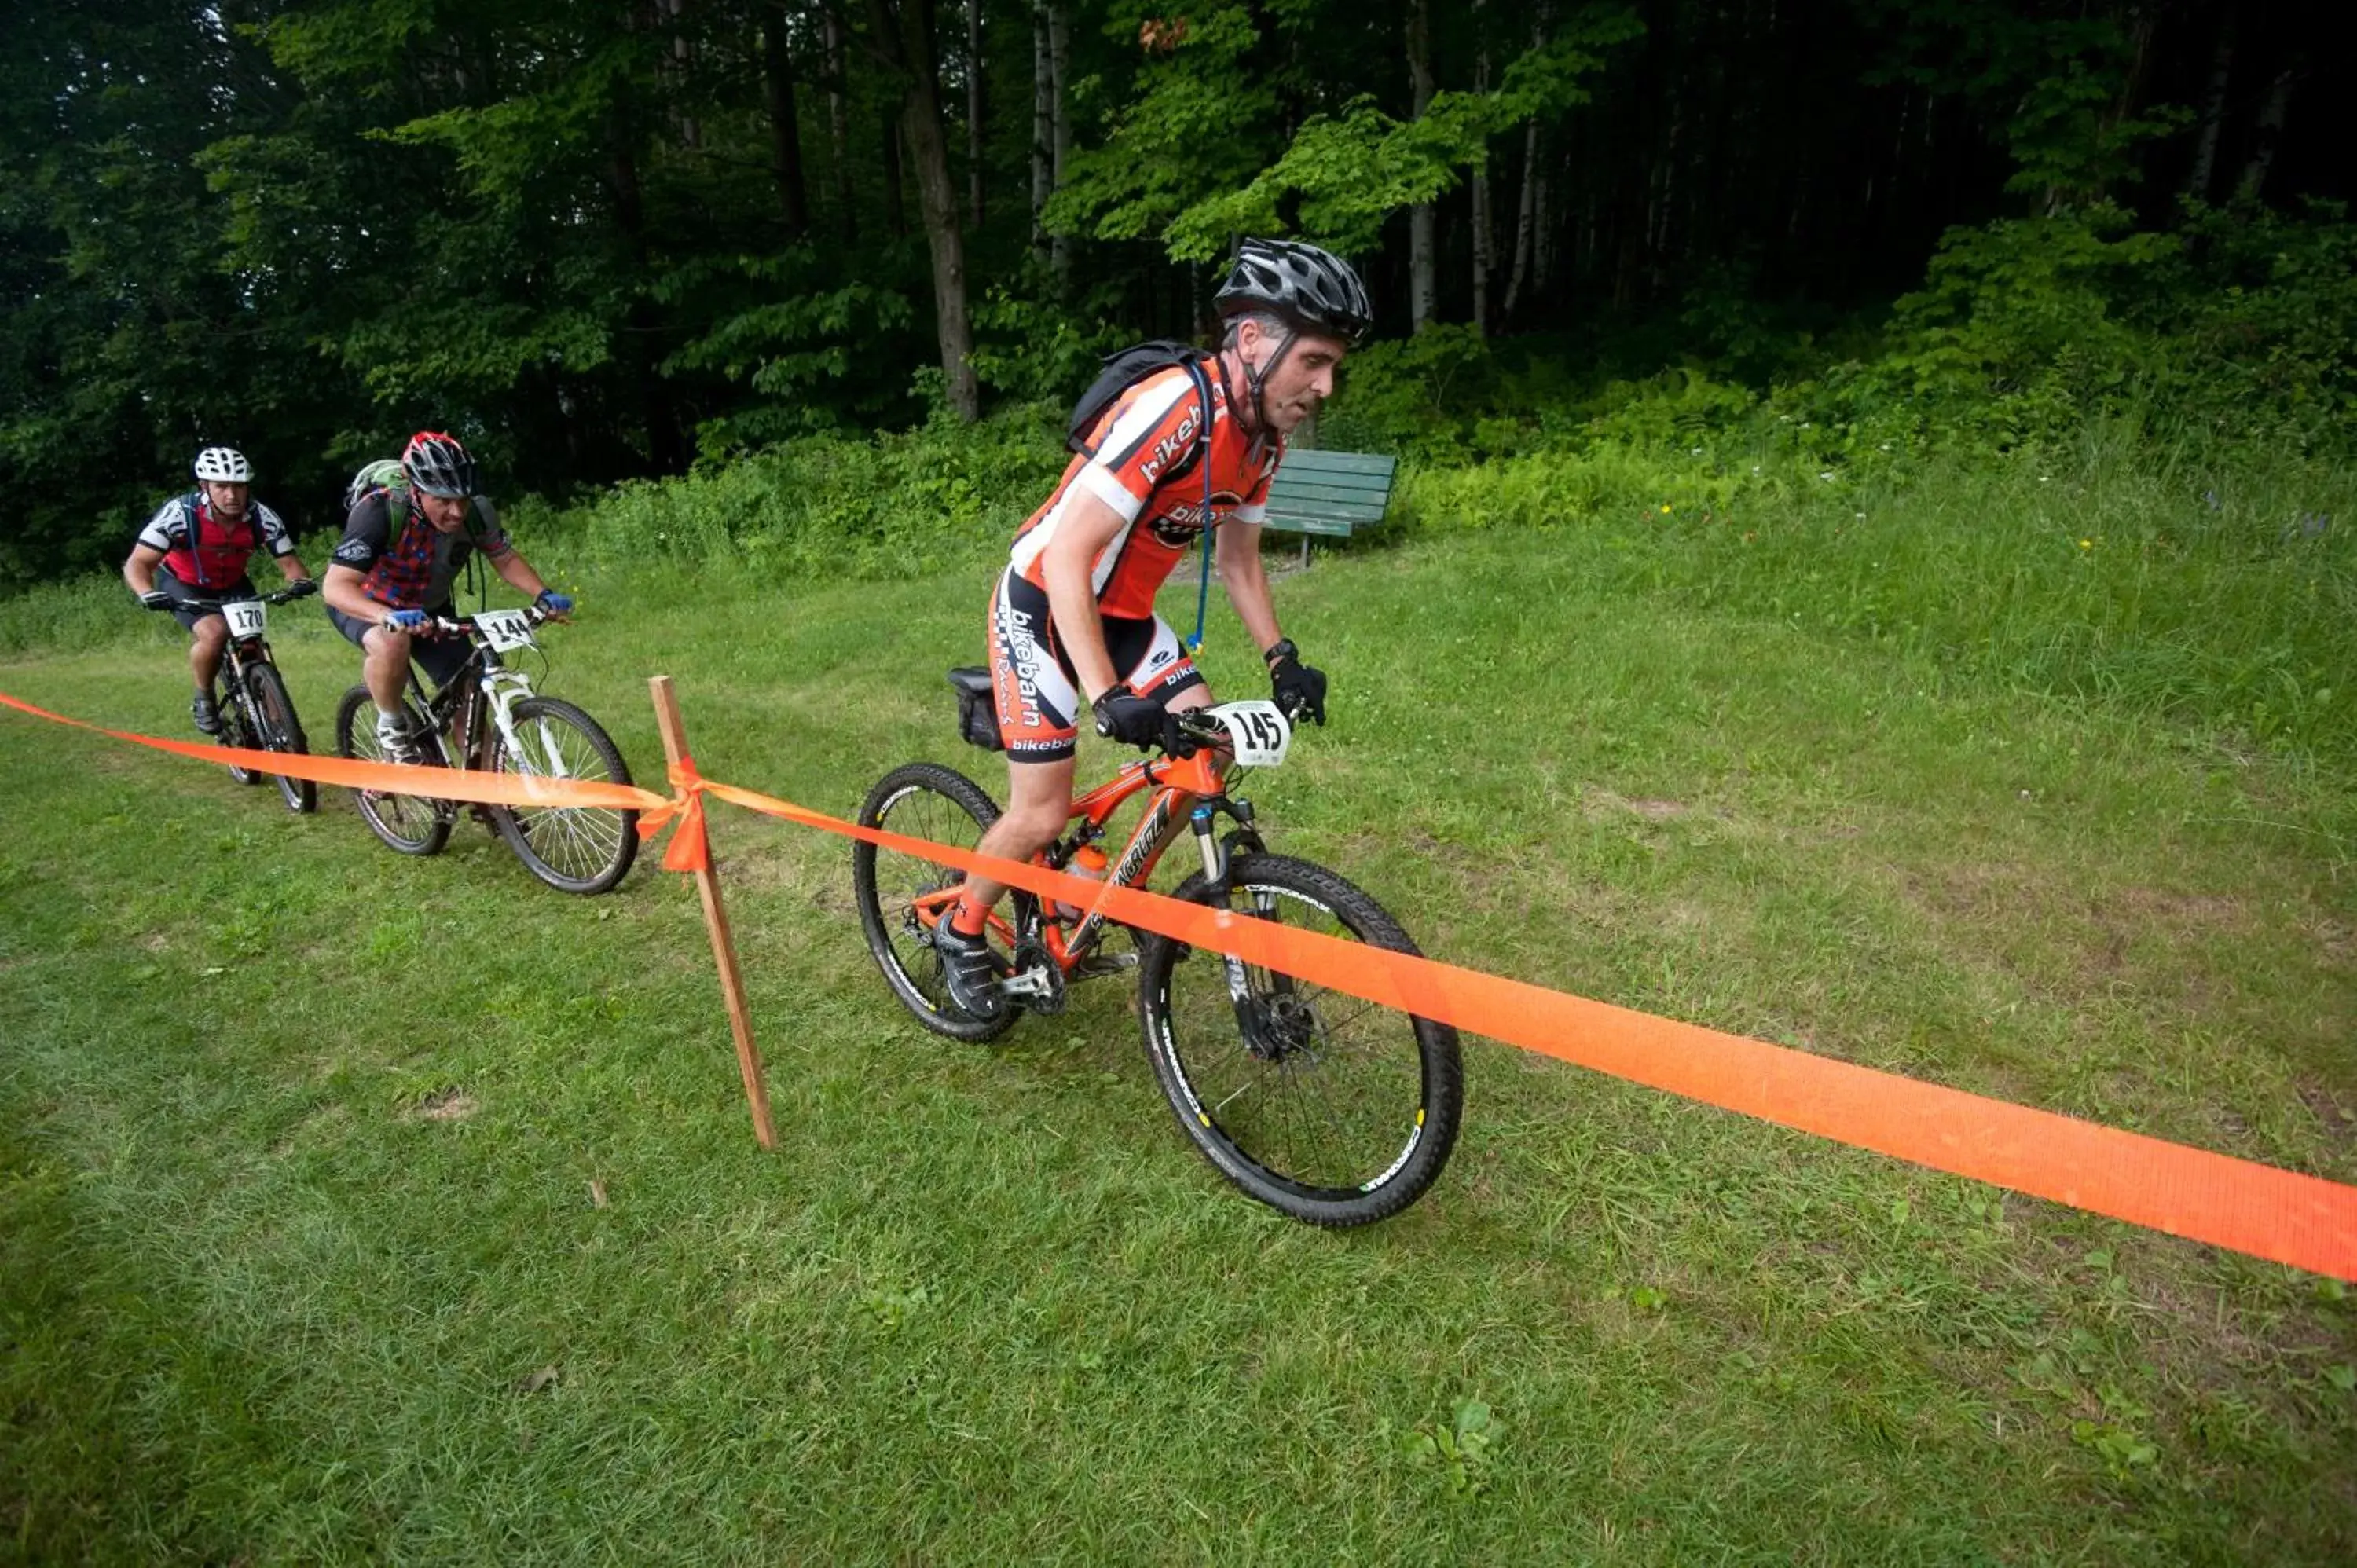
[1093,691,1182,754]
[137,590,174,612]
[1265,640,1328,726]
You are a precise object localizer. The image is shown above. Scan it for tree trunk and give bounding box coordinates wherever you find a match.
[606,112,687,471]
[1504,117,1539,321]
[824,9,855,241]
[1407,0,1437,332]
[2187,16,2234,202]
[665,0,701,148]
[868,0,979,421]
[1047,0,1072,291]
[2238,62,2299,202]
[882,109,906,233]
[966,0,984,229]
[1031,0,1052,259]
[1502,11,1545,321]
[1470,0,1492,332]
[761,5,811,237]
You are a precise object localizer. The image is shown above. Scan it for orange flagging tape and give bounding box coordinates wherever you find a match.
[12,688,2355,1280]
[0,690,669,813]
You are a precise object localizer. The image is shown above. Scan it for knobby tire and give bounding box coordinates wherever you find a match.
[1135,852,1463,1227]
[334,686,450,856]
[244,661,316,814]
[486,695,638,895]
[851,761,1019,1043]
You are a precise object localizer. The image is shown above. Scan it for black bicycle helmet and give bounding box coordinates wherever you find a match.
[1213,238,1373,344]
[402,430,478,499]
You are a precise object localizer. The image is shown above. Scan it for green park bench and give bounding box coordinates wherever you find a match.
[1259,448,1397,567]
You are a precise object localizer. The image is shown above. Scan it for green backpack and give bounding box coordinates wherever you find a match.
[343,458,413,527]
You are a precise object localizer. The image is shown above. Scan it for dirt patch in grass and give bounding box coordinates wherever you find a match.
[414,1086,478,1122]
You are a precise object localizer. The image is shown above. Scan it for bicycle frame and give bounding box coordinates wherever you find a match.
[917,742,1259,977]
[401,615,547,776]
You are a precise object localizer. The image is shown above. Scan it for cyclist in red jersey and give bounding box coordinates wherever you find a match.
[936,238,1373,1020]
[123,447,317,735]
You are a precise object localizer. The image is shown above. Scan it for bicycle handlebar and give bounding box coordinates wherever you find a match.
[401,605,559,638]
[150,581,321,614]
[1166,697,1316,754]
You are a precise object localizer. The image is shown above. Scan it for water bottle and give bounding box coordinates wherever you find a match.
[1054,843,1109,921]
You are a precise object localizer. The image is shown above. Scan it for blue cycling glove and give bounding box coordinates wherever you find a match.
[384,608,428,632]
[534,589,574,615]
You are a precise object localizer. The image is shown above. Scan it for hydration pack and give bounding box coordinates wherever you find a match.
[1065,340,1214,489]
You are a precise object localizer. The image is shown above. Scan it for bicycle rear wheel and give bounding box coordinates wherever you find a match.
[244,661,317,814]
[486,696,639,894]
[334,686,451,855]
[1135,852,1463,1227]
[850,762,1018,1043]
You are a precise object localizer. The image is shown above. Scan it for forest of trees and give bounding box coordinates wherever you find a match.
[1,0,2341,585]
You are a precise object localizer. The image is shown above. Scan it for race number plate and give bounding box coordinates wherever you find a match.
[1204,700,1291,767]
[473,609,537,651]
[221,600,267,639]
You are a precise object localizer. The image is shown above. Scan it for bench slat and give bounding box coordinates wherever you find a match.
[1263,478,1397,507]
[1264,493,1391,519]
[1260,512,1358,537]
[1279,450,1398,478]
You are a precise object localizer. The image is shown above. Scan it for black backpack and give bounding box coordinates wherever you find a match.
[1065,340,1215,490]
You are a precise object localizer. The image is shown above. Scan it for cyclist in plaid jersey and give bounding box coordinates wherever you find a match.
[319,432,571,762]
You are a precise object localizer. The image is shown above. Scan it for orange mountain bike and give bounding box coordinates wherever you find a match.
[850,667,1463,1227]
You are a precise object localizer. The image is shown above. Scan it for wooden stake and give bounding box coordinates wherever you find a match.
[647,675,777,1149]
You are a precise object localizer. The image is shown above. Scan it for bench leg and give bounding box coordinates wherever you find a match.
[1299,535,1312,570]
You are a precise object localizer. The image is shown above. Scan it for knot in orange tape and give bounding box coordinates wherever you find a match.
[635,753,713,874]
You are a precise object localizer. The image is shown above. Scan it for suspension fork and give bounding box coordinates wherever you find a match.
[1189,800,1278,1028]
[477,667,543,771]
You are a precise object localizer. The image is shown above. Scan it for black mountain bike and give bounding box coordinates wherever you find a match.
[331,606,638,894]
[151,583,320,815]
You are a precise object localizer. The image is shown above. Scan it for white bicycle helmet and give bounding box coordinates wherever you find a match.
[192,446,253,483]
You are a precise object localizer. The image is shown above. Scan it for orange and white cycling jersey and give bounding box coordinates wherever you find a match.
[1010,360,1281,621]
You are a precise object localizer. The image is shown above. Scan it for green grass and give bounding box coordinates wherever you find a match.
[3,466,2355,1561]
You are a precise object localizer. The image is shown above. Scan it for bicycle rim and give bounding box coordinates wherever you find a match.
[334,687,450,855]
[1138,854,1462,1227]
[489,696,638,895]
[851,762,1017,1043]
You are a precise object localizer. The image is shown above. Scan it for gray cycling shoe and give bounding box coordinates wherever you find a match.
[932,913,1005,1020]
[375,710,425,767]
[191,690,222,735]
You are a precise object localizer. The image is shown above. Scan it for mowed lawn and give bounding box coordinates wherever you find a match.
[2,529,2352,1563]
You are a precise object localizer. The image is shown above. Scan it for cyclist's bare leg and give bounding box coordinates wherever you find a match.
[955,753,1076,924]
[953,682,1219,929]
[361,625,416,715]
[188,615,228,694]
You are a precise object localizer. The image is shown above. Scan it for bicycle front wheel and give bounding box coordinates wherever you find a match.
[1135,853,1463,1227]
[850,762,1017,1043]
[334,686,450,856]
[244,661,316,814]
[220,676,262,787]
[486,696,639,895]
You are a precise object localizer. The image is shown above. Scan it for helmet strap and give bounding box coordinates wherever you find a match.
[1232,321,1299,438]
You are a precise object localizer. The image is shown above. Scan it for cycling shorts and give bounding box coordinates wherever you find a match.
[157,567,255,632]
[987,568,1204,764]
[327,601,473,689]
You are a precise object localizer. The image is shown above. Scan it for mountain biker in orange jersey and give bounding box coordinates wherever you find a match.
[123,447,318,734]
[935,237,1370,1020]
